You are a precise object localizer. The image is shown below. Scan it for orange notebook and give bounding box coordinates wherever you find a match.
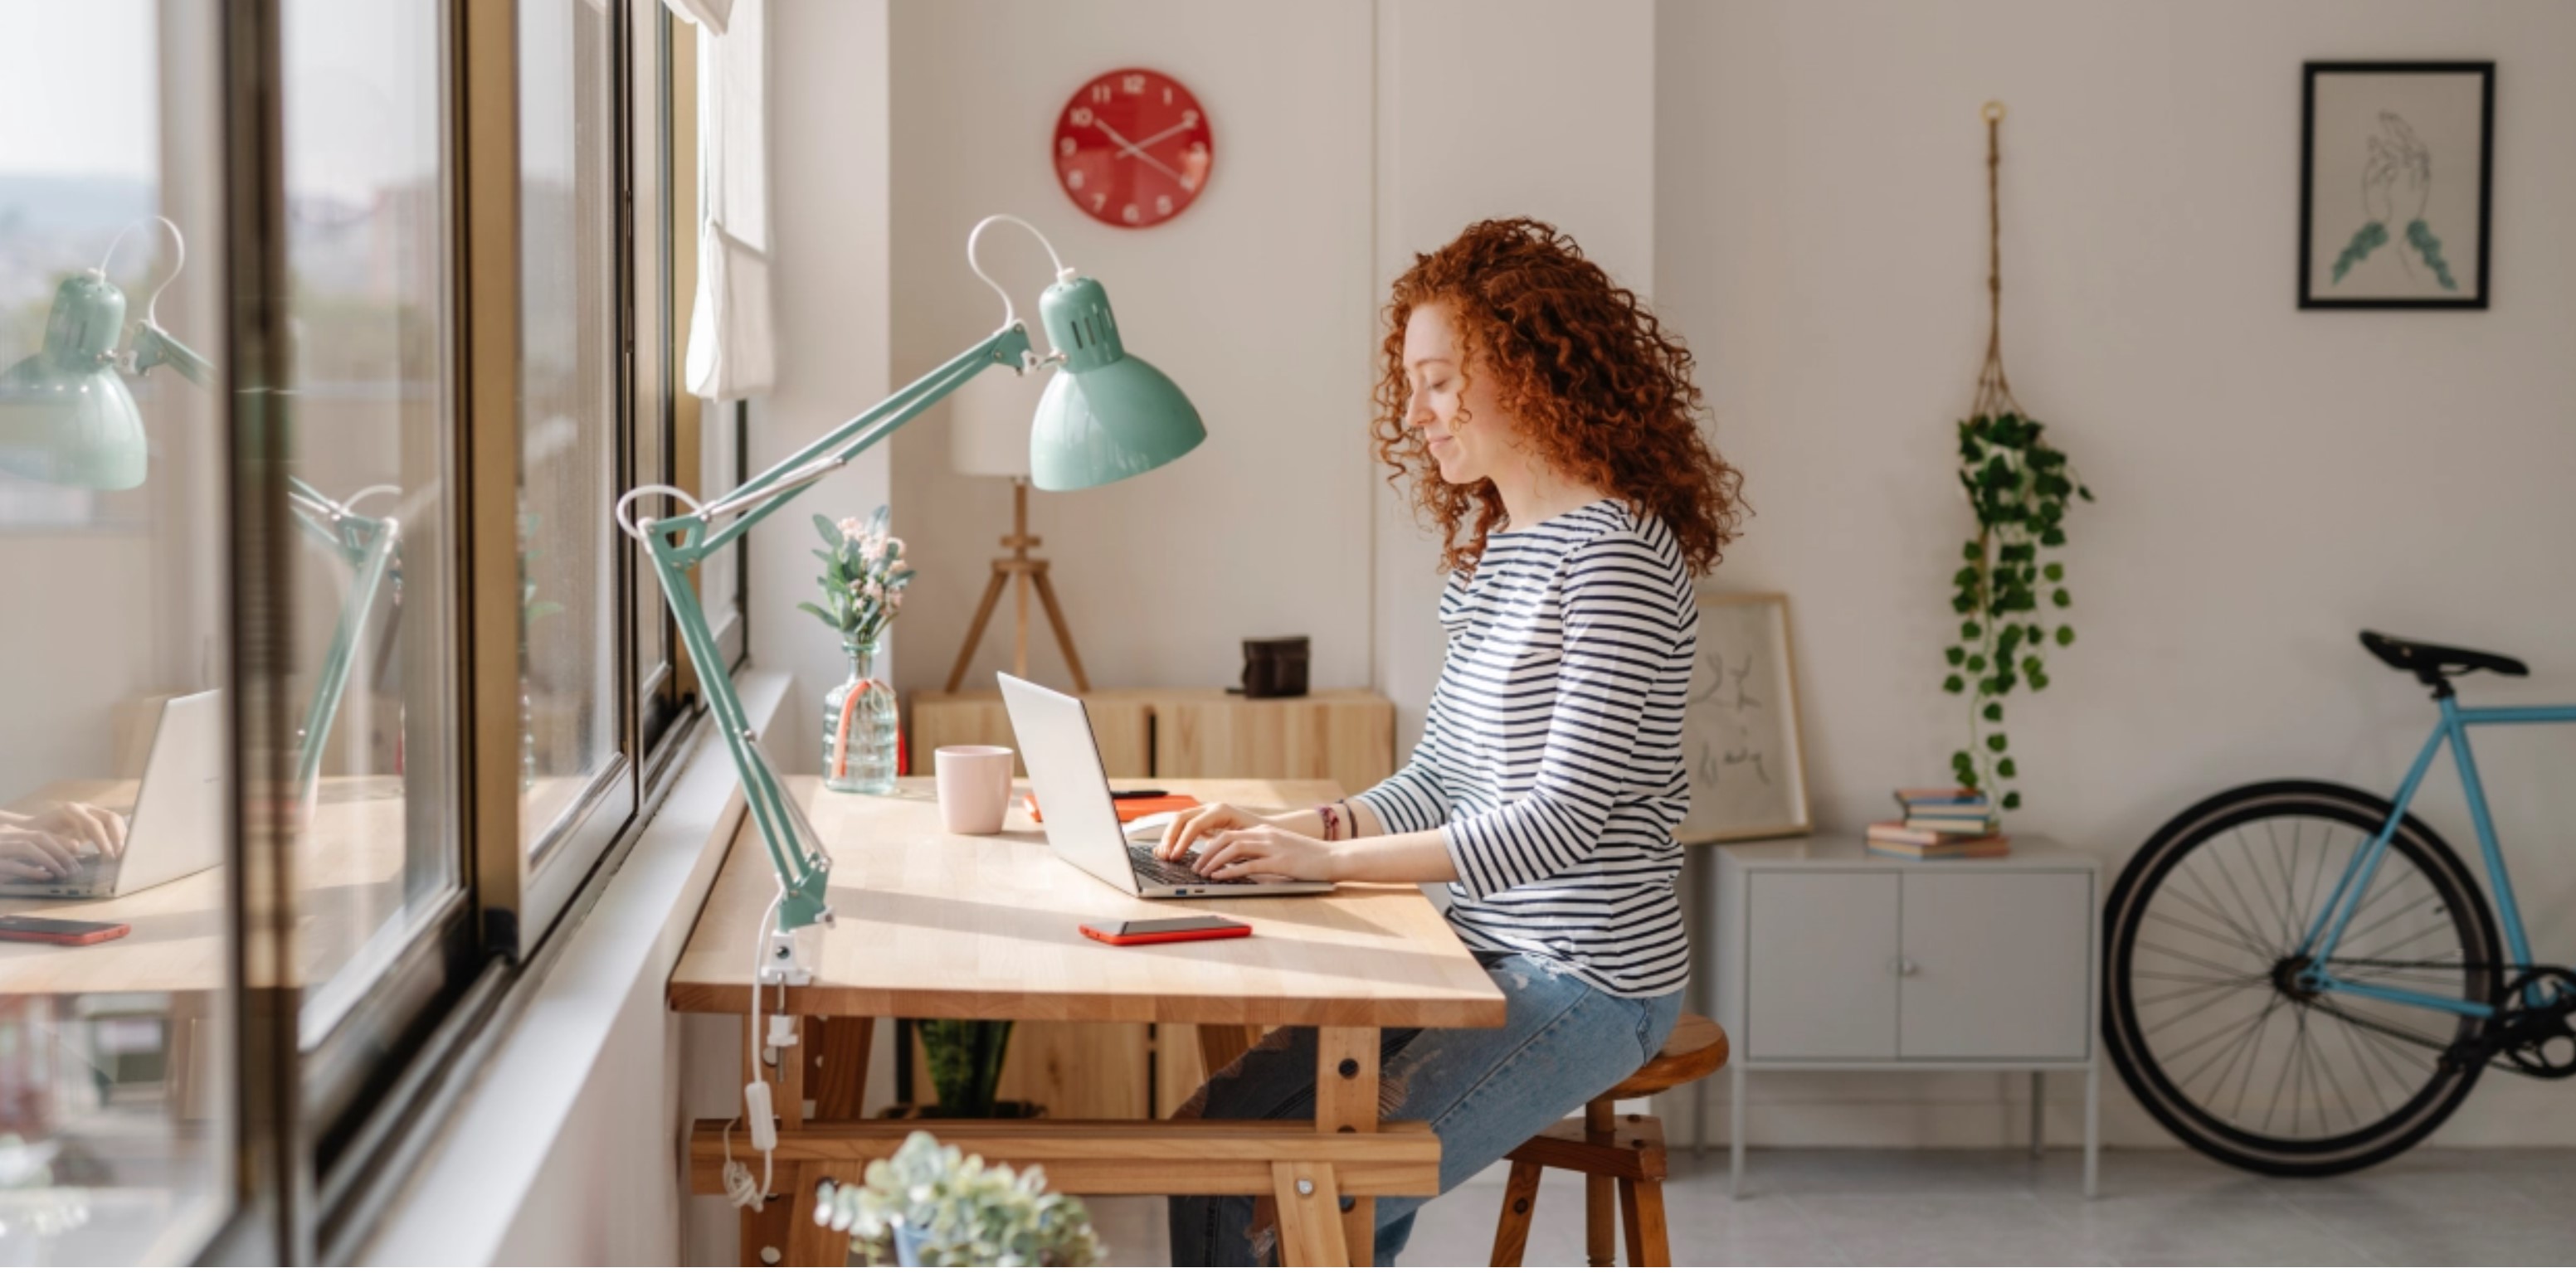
[1024,792,1200,824]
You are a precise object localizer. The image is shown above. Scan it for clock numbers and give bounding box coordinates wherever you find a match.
[1054,69,1212,229]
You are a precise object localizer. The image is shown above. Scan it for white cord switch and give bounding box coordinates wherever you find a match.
[744,1081,778,1152]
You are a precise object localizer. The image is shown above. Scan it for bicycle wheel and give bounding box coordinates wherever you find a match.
[2103,780,2501,1175]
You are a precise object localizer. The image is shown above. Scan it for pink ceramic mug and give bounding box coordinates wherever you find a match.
[934,746,1015,834]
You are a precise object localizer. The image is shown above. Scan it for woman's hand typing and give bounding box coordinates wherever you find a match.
[1186,824,1338,883]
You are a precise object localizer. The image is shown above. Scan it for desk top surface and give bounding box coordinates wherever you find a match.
[668,777,1507,1028]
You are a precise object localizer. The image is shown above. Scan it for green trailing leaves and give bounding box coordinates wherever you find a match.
[2405,219,2459,291]
[1941,411,2091,819]
[2332,219,2390,283]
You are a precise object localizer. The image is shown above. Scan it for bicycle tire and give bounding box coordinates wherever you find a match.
[2103,780,2501,1176]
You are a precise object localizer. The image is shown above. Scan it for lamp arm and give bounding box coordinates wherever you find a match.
[625,323,1035,939]
[130,321,214,387]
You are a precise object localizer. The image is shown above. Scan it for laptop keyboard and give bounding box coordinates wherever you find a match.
[1126,842,1261,888]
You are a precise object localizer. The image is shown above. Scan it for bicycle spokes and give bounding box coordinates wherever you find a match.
[2108,791,2496,1173]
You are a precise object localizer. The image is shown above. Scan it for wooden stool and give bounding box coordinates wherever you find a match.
[1488,1013,1729,1267]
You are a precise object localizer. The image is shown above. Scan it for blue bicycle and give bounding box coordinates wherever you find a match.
[2102,631,2576,1175]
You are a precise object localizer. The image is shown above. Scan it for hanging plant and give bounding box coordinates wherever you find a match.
[1940,103,2095,814]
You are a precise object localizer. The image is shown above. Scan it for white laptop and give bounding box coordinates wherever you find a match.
[997,673,1332,899]
[1,691,225,900]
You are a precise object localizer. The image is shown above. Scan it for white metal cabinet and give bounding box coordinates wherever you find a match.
[1898,871,2091,1060]
[1746,872,1899,1058]
[1704,837,2100,1198]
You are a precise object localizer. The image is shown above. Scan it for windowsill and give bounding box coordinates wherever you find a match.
[360,670,787,1266]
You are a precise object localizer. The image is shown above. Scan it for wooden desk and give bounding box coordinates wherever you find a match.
[670,776,1506,1266]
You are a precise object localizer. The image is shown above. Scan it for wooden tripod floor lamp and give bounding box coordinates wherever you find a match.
[945,368,1091,692]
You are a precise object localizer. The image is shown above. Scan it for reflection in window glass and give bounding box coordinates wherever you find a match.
[0,0,231,1260]
[519,0,620,852]
[279,0,460,1041]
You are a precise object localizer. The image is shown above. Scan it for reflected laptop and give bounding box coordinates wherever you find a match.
[1,691,224,900]
[996,673,1332,899]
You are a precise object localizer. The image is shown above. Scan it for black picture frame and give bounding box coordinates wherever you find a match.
[2299,61,2494,310]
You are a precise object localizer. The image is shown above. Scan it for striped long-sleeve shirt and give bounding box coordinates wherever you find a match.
[1352,499,1696,998]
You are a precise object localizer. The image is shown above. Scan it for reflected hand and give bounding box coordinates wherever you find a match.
[1190,824,1337,883]
[0,804,128,882]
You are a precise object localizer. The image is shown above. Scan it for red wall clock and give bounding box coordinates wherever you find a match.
[1052,68,1213,230]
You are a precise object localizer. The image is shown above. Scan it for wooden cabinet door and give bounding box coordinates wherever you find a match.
[1746,872,1899,1059]
[1897,872,2091,1061]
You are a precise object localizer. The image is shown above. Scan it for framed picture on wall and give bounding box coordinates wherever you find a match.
[2300,61,2494,309]
[1677,592,1811,844]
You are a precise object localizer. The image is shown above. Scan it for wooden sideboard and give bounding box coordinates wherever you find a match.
[910,687,1396,796]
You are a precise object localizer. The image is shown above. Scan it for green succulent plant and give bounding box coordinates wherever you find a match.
[813,1131,1103,1267]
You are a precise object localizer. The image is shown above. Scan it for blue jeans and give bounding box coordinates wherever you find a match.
[1167,951,1684,1266]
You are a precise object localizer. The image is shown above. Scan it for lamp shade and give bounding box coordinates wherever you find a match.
[947,352,1038,479]
[1027,274,1203,491]
[0,273,148,490]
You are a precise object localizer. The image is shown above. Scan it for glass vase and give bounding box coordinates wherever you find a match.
[823,637,898,794]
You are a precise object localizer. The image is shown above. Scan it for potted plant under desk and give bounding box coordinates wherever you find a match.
[812,1130,1103,1267]
[884,1019,1043,1120]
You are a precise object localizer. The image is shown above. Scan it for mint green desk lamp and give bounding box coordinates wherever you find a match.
[617,215,1202,983]
[0,218,402,801]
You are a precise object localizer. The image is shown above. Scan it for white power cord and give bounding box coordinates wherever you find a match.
[966,214,1074,340]
[720,891,790,1212]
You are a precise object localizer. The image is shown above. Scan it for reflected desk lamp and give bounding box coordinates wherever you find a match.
[616,215,1202,984]
[0,218,402,801]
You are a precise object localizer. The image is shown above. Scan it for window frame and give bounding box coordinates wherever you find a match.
[191,0,716,1259]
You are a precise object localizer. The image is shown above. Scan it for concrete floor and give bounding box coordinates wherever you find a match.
[1086,1147,2576,1266]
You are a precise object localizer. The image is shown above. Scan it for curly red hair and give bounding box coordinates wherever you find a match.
[1374,218,1744,575]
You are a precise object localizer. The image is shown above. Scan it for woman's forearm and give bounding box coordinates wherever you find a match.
[1327,829,1458,884]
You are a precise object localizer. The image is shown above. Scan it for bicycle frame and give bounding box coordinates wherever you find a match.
[2296,697,2576,1018]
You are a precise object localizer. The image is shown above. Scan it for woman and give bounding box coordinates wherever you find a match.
[1160,218,1744,1265]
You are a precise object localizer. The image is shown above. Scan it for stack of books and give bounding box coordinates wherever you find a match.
[1867,788,2010,858]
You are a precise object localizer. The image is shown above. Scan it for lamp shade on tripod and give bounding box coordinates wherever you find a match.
[0,272,149,490]
[948,352,1039,479]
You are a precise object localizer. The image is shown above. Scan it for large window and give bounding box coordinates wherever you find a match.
[2,0,714,1259]
[0,0,235,1261]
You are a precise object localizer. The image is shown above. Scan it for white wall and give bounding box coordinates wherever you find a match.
[751,0,893,773]
[1371,0,1658,755]
[884,0,1377,701]
[1657,0,2576,1147]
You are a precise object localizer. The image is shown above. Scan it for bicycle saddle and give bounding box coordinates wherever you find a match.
[2359,630,2530,684]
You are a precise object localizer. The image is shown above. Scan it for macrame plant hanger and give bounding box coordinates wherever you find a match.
[1971,100,2018,424]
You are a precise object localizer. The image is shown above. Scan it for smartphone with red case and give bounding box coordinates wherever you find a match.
[1079,916,1251,946]
[0,916,131,946]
